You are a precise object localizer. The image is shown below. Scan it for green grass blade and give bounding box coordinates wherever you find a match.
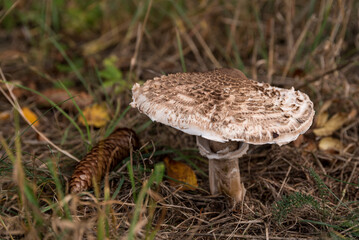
[176,29,186,72]
[49,37,88,90]
[105,105,131,137]
[128,163,164,240]
[3,81,86,143]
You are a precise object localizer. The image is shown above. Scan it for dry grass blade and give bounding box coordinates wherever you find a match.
[0,68,80,162]
[69,128,140,193]
[0,0,20,24]
[282,16,314,78]
[267,18,275,84]
[296,55,359,89]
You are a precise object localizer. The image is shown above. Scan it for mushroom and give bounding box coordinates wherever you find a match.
[130,68,314,202]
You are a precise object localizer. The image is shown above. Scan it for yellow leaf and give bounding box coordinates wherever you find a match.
[175,18,186,34]
[79,104,110,128]
[22,107,39,127]
[318,100,332,114]
[318,137,343,152]
[164,157,198,191]
[313,112,349,137]
[315,111,329,128]
[0,111,11,121]
[314,100,332,128]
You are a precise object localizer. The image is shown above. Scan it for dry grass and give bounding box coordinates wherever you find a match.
[0,0,359,239]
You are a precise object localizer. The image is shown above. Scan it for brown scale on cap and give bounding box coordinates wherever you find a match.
[69,128,139,193]
[131,68,314,146]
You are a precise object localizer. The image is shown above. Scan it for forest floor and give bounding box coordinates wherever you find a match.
[0,1,359,239]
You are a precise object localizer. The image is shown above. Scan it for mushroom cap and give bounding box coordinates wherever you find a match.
[131,68,314,145]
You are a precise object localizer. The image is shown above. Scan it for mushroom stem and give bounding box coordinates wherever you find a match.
[209,158,245,202]
[196,136,248,202]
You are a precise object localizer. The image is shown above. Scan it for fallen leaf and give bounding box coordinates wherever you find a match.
[79,103,110,128]
[0,111,11,121]
[319,137,343,152]
[315,100,332,128]
[313,112,350,137]
[164,157,198,191]
[348,108,357,121]
[0,80,36,99]
[291,68,306,78]
[293,134,304,148]
[0,50,25,61]
[318,100,332,114]
[199,19,209,37]
[37,89,93,111]
[303,139,318,152]
[315,111,329,128]
[175,19,186,34]
[22,107,39,127]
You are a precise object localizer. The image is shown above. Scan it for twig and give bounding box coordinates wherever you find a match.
[277,165,292,198]
[338,162,357,207]
[129,0,153,78]
[295,55,359,89]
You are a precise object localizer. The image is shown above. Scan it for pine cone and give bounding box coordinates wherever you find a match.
[69,128,139,193]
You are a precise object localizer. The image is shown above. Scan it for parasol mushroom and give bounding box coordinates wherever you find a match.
[130,68,314,202]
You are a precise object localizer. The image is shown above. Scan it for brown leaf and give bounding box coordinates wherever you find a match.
[69,128,139,193]
[164,157,198,191]
[0,50,25,61]
[79,103,110,128]
[313,112,350,137]
[1,80,36,99]
[318,100,333,114]
[303,139,318,152]
[348,108,357,121]
[315,112,329,128]
[314,100,332,128]
[318,137,343,152]
[291,68,306,78]
[22,107,39,127]
[293,134,305,148]
[37,89,93,111]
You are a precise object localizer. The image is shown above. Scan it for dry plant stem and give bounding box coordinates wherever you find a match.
[0,0,20,23]
[69,128,139,193]
[282,16,314,78]
[209,158,245,202]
